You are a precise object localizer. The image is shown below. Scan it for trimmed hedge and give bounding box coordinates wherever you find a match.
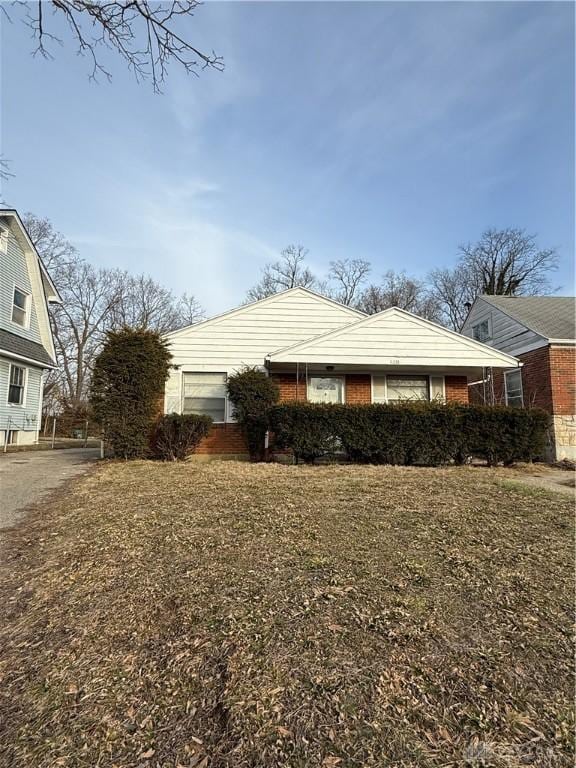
[268,402,550,466]
[151,413,212,461]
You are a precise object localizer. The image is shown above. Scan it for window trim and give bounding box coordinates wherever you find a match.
[306,374,346,404]
[472,317,492,344]
[504,369,524,408]
[11,285,31,329]
[181,371,228,423]
[371,374,432,404]
[7,364,27,407]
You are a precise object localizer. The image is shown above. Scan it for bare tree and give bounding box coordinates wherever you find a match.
[7,1,223,91]
[176,292,205,327]
[460,228,558,295]
[246,245,318,302]
[428,264,478,331]
[358,271,442,321]
[430,228,559,329]
[327,258,371,306]
[21,212,78,271]
[23,212,204,410]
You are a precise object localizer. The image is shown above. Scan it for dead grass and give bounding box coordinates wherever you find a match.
[0,462,573,768]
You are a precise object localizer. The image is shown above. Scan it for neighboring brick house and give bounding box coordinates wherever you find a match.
[461,295,576,461]
[164,288,519,457]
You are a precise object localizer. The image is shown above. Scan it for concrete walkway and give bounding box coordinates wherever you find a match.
[0,448,100,531]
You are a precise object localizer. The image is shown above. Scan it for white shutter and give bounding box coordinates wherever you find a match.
[430,376,445,403]
[165,369,182,414]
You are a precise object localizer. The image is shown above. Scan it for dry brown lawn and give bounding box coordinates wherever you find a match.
[0,461,573,768]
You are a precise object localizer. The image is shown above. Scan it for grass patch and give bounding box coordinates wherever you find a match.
[0,462,573,767]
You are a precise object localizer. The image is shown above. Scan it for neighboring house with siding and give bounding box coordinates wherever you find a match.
[164,287,520,457]
[0,210,60,447]
[461,295,576,461]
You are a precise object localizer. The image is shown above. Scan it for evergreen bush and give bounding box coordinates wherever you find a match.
[227,367,279,461]
[90,328,171,459]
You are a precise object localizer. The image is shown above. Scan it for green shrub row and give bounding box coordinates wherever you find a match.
[268,402,550,466]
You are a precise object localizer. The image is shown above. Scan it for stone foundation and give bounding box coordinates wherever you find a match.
[550,415,576,462]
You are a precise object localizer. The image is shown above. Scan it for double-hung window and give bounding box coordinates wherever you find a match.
[8,365,26,405]
[182,372,227,422]
[307,376,344,404]
[505,369,523,408]
[472,319,491,343]
[12,288,29,327]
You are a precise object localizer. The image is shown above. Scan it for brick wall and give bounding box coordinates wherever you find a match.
[345,374,372,404]
[549,345,576,416]
[195,423,247,455]
[271,372,307,402]
[445,376,469,403]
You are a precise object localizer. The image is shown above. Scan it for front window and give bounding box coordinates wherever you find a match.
[505,369,523,408]
[12,288,29,327]
[386,375,429,403]
[182,372,227,422]
[8,365,26,405]
[472,319,491,343]
[307,376,344,404]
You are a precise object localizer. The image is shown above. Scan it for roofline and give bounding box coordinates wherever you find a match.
[266,305,521,367]
[475,294,574,342]
[164,286,366,339]
[0,348,57,370]
[0,209,62,303]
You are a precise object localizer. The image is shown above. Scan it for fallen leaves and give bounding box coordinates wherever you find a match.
[0,461,573,768]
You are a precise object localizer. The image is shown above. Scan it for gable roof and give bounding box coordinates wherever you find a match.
[0,209,61,303]
[479,295,575,341]
[268,306,520,369]
[165,286,365,338]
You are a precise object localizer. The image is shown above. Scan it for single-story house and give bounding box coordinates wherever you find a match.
[0,210,60,447]
[164,287,520,457]
[461,295,576,461]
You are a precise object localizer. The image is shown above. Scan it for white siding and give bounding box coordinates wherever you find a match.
[165,289,364,418]
[0,216,56,361]
[461,298,545,355]
[167,289,363,371]
[269,308,520,368]
[0,229,43,345]
[0,355,43,438]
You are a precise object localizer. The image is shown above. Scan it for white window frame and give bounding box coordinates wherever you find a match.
[7,364,27,407]
[504,369,524,408]
[371,374,433,404]
[472,318,492,343]
[306,375,345,404]
[11,285,31,329]
[181,371,228,423]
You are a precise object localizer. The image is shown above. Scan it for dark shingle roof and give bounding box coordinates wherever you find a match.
[481,295,575,341]
[0,328,55,367]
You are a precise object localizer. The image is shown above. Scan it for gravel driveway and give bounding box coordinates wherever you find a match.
[0,448,100,531]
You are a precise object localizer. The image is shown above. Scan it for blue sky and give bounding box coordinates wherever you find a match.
[1,1,574,314]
